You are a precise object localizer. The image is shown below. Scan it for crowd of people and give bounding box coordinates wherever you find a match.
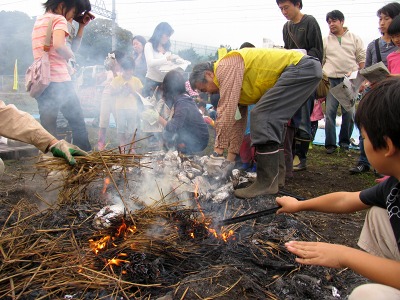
[0,0,399,298]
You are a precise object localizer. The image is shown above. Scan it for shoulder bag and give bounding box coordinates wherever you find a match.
[374,38,382,63]
[25,18,53,98]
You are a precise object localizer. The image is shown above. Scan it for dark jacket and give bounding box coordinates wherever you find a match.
[283,14,323,63]
[164,94,209,154]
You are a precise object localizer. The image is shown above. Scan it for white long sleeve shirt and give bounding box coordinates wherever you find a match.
[144,42,168,83]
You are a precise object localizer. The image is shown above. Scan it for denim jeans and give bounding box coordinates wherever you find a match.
[325,78,355,149]
[357,136,370,166]
[36,82,91,151]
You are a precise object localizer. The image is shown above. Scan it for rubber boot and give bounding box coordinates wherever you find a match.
[293,140,309,171]
[234,150,279,199]
[278,149,286,188]
[98,128,107,150]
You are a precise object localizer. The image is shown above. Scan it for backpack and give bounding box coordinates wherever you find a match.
[25,18,53,98]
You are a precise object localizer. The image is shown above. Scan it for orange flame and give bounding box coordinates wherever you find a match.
[191,184,236,242]
[102,177,111,194]
[89,236,111,255]
[194,183,199,198]
[221,230,235,242]
[107,258,130,266]
[89,221,137,255]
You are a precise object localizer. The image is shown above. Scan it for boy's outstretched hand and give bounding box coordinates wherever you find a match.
[285,241,346,269]
[276,196,302,214]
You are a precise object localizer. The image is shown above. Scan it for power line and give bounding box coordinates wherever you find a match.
[1,0,27,5]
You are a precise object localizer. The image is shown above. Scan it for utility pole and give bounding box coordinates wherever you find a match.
[112,0,116,51]
[91,0,116,50]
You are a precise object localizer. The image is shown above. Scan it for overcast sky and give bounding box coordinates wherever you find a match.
[2,0,395,49]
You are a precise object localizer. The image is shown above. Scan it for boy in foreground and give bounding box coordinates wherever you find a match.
[276,77,400,299]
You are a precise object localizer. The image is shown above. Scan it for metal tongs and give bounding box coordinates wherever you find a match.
[217,189,306,226]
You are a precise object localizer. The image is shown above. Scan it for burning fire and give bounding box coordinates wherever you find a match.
[89,219,136,255]
[89,235,111,255]
[107,257,130,267]
[192,183,235,242]
[88,182,235,277]
[102,177,111,194]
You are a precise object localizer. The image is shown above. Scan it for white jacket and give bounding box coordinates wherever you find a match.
[323,28,366,78]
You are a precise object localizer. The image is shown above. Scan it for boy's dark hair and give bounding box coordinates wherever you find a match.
[149,22,174,52]
[388,15,400,36]
[355,78,400,150]
[377,2,400,19]
[162,70,186,101]
[119,56,135,71]
[326,10,345,23]
[276,0,303,9]
[239,42,255,49]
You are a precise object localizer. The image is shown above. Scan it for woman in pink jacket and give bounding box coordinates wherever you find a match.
[31,0,92,151]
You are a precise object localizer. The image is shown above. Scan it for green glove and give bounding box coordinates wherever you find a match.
[49,140,88,165]
[142,109,160,125]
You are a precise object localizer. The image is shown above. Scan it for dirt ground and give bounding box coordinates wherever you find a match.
[0,144,377,299]
[0,92,379,298]
[4,143,376,246]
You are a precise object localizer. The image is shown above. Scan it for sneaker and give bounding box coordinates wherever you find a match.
[293,160,307,171]
[349,163,370,174]
[326,146,336,154]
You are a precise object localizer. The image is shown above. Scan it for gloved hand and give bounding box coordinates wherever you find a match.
[206,153,235,179]
[49,140,88,166]
[142,109,160,125]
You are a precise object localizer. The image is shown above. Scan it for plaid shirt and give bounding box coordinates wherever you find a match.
[214,54,248,155]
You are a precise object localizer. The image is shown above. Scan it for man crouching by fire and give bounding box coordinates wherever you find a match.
[189,48,322,198]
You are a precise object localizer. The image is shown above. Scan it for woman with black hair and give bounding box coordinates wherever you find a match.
[31,0,92,151]
[143,22,177,97]
[132,35,147,84]
[142,70,209,154]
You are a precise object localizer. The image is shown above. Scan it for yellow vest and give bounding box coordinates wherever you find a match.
[213,48,304,105]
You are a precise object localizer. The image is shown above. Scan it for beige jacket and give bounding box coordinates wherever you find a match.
[323,28,366,78]
[0,101,55,153]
